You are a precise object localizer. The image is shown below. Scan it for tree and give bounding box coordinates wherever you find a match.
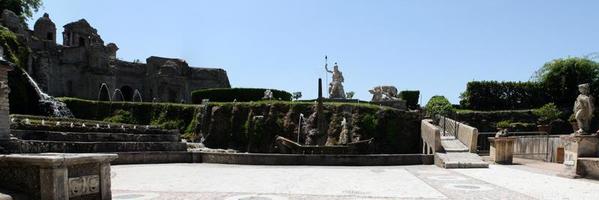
[425,95,455,118]
[345,91,355,99]
[534,57,599,109]
[0,0,43,20]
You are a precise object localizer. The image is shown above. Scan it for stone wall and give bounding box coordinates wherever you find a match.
[194,102,422,154]
[1,11,231,103]
[60,98,423,154]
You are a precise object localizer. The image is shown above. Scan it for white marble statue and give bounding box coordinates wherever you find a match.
[263,89,273,100]
[574,83,594,134]
[326,62,346,99]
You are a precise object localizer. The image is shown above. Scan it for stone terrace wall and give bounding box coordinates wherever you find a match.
[60,98,423,154]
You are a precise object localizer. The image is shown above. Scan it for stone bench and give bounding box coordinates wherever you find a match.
[0,153,117,199]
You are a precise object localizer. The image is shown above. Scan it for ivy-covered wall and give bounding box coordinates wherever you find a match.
[60,98,422,154]
[1,26,44,116]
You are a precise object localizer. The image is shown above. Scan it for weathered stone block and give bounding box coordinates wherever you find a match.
[560,135,599,178]
[489,137,516,164]
[0,153,117,199]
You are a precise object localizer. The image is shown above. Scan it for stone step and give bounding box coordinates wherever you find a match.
[435,152,489,168]
[440,136,469,152]
[11,130,180,142]
[11,123,180,135]
[7,140,187,153]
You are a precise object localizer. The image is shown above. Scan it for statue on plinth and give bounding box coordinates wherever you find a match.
[574,83,594,134]
[325,57,346,99]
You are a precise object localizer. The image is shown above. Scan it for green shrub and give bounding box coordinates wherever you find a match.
[103,110,137,124]
[533,103,562,124]
[496,120,512,129]
[459,81,548,110]
[399,90,420,109]
[191,88,292,103]
[425,96,455,117]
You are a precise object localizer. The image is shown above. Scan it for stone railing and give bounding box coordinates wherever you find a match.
[421,119,442,154]
[437,115,479,153]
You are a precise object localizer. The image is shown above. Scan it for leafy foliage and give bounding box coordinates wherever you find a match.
[534,57,599,108]
[533,103,562,124]
[103,110,137,124]
[496,120,512,129]
[345,91,355,99]
[191,88,292,103]
[0,0,43,20]
[459,81,547,110]
[1,26,43,115]
[425,95,455,117]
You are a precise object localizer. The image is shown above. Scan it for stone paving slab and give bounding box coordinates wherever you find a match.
[454,164,599,200]
[111,163,599,200]
[112,164,446,199]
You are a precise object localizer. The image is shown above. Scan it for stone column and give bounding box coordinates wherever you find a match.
[0,54,14,141]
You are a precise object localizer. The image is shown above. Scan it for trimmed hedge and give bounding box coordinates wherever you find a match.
[459,81,548,110]
[456,109,538,132]
[59,97,199,132]
[399,90,420,109]
[191,88,292,103]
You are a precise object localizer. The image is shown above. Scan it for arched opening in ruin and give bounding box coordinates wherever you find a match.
[46,32,53,41]
[120,86,134,101]
[78,37,86,47]
[66,80,73,96]
[168,89,177,102]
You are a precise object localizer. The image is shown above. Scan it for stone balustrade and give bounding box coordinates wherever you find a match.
[421,119,442,154]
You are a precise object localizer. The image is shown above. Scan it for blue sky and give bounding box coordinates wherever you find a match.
[28,0,599,104]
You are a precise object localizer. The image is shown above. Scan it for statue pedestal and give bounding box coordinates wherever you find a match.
[559,134,599,178]
[372,100,407,110]
[488,137,516,164]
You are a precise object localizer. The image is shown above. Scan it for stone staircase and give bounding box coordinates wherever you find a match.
[434,135,488,168]
[7,115,187,154]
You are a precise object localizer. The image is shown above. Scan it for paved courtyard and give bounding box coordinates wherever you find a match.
[111,160,599,200]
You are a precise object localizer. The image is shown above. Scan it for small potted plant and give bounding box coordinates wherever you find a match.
[496,120,512,131]
[533,103,562,133]
[495,120,511,137]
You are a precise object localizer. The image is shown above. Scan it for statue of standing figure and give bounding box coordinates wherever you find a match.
[325,60,346,99]
[574,83,594,134]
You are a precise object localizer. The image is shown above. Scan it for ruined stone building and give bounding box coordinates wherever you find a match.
[1,10,231,102]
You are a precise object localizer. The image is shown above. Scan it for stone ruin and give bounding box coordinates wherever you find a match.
[0,10,231,103]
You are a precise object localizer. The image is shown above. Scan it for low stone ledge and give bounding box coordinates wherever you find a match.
[197,153,434,166]
[113,151,194,165]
